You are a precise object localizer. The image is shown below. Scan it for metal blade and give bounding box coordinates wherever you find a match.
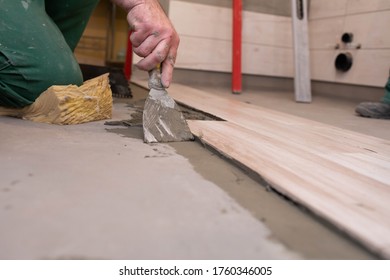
[143,88,193,143]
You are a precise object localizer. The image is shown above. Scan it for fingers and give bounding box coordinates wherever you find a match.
[132,30,165,58]
[128,14,150,48]
[160,47,178,88]
[129,30,148,49]
[136,44,168,71]
[136,39,177,88]
[134,29,179,87]
[125,0,180,88]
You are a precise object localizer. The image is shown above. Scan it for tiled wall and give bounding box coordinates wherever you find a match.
[309,0,390,87]
[165,0,294,78]
[172,0,291,16]
[133,0,389,88]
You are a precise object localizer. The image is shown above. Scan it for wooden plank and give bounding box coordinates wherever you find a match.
[170,83,390,152]
[188,120,390,258]
[133,79,390,155]
[132,78,390,257]
[291,0,312,102]
[134,79,390,181]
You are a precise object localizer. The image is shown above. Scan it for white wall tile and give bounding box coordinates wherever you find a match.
[344,10,390,49]
[309,1,390,87]
[169,0,231,41]
[309,18,344,49]
[311,49,390,87]
[169,0,294,77]
[164,0,389,87]
[309,0,348,19]
[347,0,390,14]
[170,0,293,47]
[175,36,294,77]
[242,13,292,48]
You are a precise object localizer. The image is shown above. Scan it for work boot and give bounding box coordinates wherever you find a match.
[355,102,390,119]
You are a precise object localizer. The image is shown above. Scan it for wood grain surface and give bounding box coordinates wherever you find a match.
[132,79,390,258]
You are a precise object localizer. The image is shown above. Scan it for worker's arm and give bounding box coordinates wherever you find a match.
[111,0,179,88]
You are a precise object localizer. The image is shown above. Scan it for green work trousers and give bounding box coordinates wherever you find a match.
[382,76,390,104]
[0,0,99,108]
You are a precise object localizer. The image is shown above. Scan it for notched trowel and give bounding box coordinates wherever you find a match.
[142,66,194,143]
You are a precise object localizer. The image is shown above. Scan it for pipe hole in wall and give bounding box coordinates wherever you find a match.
[341,32,354,43]
[335,52,353,72]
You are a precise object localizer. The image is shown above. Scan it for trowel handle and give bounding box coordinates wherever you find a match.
[148,64,164,90]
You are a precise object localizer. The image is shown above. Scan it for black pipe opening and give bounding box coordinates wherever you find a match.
[335,52,353,72]
[341,32,354,43]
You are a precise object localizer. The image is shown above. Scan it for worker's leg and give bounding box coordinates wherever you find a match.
[355,74,390,119]
[381,76,390,104]
[45,0,99,51]
[0,0,94,108]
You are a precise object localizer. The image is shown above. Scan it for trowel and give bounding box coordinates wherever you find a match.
[142,65,194,143]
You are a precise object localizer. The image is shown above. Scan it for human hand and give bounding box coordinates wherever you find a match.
[114,0,179,88]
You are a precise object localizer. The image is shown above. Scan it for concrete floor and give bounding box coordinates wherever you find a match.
[1,76,387,260]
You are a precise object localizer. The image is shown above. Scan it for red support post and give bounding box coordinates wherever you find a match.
[232,0,242,94]
[124,30,133,81]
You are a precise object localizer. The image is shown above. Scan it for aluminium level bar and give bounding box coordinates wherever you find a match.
[291,0,312,102]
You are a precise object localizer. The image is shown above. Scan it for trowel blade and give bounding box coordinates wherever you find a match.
[143,88,194,143]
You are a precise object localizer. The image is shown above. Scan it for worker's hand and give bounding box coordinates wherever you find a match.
[113,0,179,88]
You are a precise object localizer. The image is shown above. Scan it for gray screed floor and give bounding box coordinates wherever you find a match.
[1,75,388,260]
